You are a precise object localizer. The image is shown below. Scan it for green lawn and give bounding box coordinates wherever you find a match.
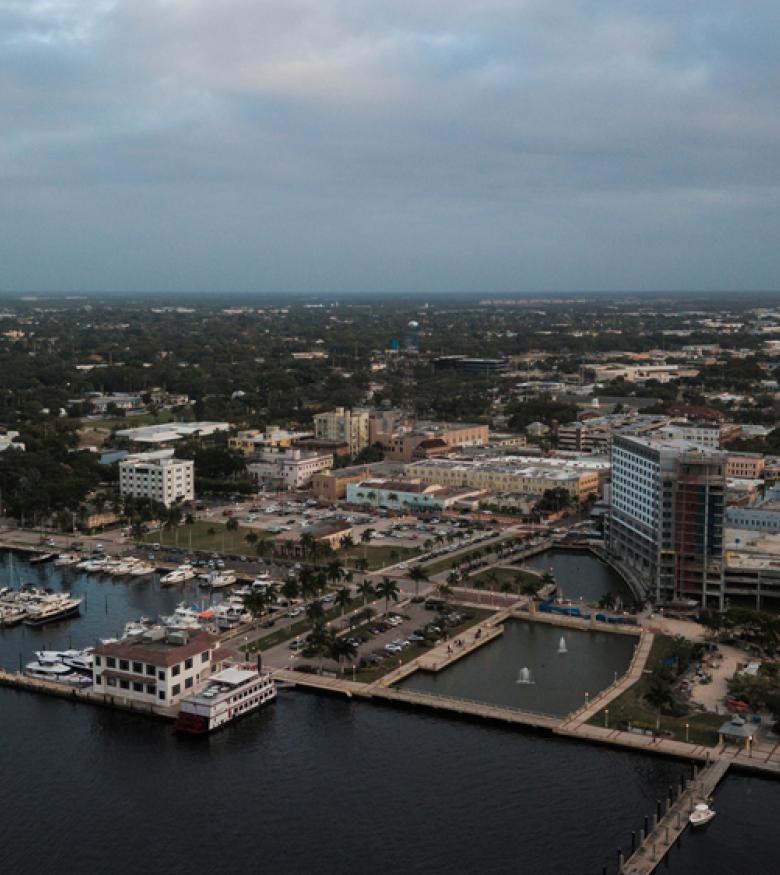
[340,544,423,571]
[87,409,177,430]
[141,520,274,554]
[587,635,725,747]
[466,566,543,592]
[422,536,520,576]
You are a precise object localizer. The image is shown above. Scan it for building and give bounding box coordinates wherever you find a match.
[345,478,485,512]
[311,465,375,501]
[379,422,489,463]
[656,422,721,448]
[725,496,780,534]
[273,521,353,558]
[433,355,509,373]
[119,455,195,507]
[115,421,230,447]
[246,448,333,491]
[88,392,145,413]
[407,455,605,502]
[0,430,25,452]
[726,453,766,480]
[608,435,726,606]
[488,432,528,449]
[92,629,221,710]
[724,528,780,609]
[228,428,313,456]
[313,407,369,455]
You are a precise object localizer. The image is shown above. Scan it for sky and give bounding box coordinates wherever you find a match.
[1,0,779,294]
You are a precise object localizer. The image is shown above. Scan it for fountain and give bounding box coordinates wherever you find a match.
[558,636,568,654]
[516,666,534,685]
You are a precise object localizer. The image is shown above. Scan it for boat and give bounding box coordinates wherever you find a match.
[127,561,156,577]
[79,557,108,573]
[53,552,81,567]
[161,564,197,586]
[199,570,237,589]
[689,803,716,827]
[23,593,83,626]
[34,648,94,674]
[161,602,202,630]
[29,552,57,565]
[121,617,154,639]
[0,604,28,626]
[25,656,92,687]
[175,665,276,734]
[214,599,251,629]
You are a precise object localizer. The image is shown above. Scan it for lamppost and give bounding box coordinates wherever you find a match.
[604,707,609,728]
[585,691,589,707]
[748,736,753,758]
[685,722,690,743]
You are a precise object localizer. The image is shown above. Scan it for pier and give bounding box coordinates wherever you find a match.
[621,758,730,874]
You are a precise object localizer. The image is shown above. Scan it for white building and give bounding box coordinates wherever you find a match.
[93,630,220,710]
[114,421,230,446]
[119,455,194,507]
[247,448,333,490]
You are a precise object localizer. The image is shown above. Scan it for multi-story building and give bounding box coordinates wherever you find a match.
[246,448,333,491]
[407,456,605,501]
[313,407,369,456]
[119,455,194,507]
[725,497,780,534]
[228,428,313,456]
[608,435,726,606]
[725,453,766,480]
[92,629,221,711]
[380,422,489,463]
[311,465,375,501]
[346,478,485,512]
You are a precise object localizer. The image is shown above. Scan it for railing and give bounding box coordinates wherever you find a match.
[380,686,559,722]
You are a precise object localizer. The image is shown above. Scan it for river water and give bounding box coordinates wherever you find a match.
[1,554,778,874]
[521,549,630,603]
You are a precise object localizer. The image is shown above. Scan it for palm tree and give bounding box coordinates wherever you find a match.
[360,528,374,559]
[328,636,357,674]
[307,621,332,672]
[243,590,267,620]
[326,558,344,586]
[354,556,369,574]
[376,576,399,616]
[255,538,272,561]
[245,531,259,547]
[339,534,355,551]
[299,531,316,560]
[184,512,195,549]
[334,586,352,616]
[437,581,453,601]
[306,600,325,623]
[281,577,300,604]
[408,565,429,599]
[357,580,375,606]
[446,570,459,588]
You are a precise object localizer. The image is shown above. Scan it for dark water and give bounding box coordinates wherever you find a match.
[1,554,777,875]
[399,620,636,716]
[521,550,629,603]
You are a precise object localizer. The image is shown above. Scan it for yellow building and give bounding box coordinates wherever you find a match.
[313,408,369,456]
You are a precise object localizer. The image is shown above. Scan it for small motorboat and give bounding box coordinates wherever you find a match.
[689,803,716,827]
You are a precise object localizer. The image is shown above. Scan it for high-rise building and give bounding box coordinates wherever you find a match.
[119,455,195,507]
[609,435,725,606]
[313,407,369,456]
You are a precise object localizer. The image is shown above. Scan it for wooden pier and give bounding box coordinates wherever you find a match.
[621,758,730,874]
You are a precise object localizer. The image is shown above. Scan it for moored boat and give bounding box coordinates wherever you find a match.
[689,803,716,827]
[175,665,276,733]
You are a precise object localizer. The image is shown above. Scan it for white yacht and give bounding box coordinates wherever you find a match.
[25,656,92,687]
[161,602,202,630]
[79,557,108,572]
[54,552,81,567]
[0,603,27,626]
[161,564,197,585]
[214,599,251,629]
[23,593,82,626]
[199,569,237,589]
[34,648,94,674]
[689,803,716,827]
[128,561,156,577]
[122,617,154,639]
[175,666,276,734]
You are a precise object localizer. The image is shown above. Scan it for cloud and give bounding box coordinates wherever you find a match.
[1,0,779,291]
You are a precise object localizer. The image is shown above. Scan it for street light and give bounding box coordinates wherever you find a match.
[685,722,690,743]
[604,707,609,728]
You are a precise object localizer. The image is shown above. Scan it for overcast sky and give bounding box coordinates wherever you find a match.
[2,1,779,294]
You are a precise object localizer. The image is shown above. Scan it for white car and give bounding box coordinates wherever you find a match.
[384,643,402,653]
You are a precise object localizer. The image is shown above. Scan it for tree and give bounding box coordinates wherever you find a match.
[243,590,267,619]
[245,531,259,547]
[598,592,616,610]
[326,558,344,586]
[299,531,315,559]
[360,527,374,559]
[184,512,195,549]
[520,577,542,598]
[306,599,325,623]
[281,577,300,603]
[307,620,333,672]
[328,635,357,674]
[376,576,400,615]
[334,586,352,616]
[357,580,375,606]
[408,564,429,599]
[226,516,239,532]
[339,534,355,551]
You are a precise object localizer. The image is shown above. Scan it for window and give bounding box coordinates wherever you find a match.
[157,670,165,681]
[107,677,117,687]
[201,652,209,663]
[106,656,116,668]
[172,665,181,676]
[158,691,165,701]
[95,656,102,667]
[172,684,181,696]
[120,679,129,690]
[146,684,155,695]
[133,682,143,693]
[184,658,193,670]
[146,664,155,676]
[119,659,129,671]
[94,675,101,685]
[185,677,193,689]
[132,662,143,674]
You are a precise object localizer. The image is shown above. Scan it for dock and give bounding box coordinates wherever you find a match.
[622,757,730,874]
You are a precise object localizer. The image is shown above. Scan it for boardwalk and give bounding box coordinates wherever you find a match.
[622,758,730,874]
